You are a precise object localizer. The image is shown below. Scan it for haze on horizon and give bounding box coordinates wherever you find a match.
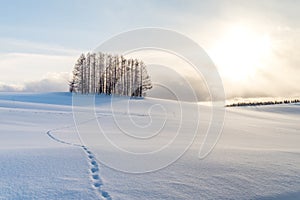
[0,0,299,100]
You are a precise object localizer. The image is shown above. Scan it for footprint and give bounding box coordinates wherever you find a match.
[94,182,102,188]
[91,160,98,166]
[91,167,99,173]
[102,191,111,200]
[92,174,100,180]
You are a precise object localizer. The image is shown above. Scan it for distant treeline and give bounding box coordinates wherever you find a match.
[226,99,300,107]
[69,52,152,97]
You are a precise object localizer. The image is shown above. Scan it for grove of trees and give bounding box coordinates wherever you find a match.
[226,99,300,107]
[69,52,152,97]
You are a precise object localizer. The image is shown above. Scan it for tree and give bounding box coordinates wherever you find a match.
[90,53,96,94]
[69,53,85,93]
[140,61,153,96]
[132,59,140,97]
[69,80,75,93]
[85,53,90,93]
[97,52,105,94]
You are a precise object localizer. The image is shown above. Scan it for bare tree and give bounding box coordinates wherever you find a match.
[90,53,96,94]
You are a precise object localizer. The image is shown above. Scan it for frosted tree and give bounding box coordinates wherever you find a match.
[140,61,153,96]
[69,53,85,93]
[85,53,91,94]
[97,52,105,94]
[90,53,96,94]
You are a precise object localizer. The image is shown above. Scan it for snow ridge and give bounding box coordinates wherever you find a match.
[46,130,112,200]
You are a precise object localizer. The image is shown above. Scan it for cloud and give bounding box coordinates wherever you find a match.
[0,38,84,87]
[0,83,23,92]
[0,72,70,92]
[0,37,83,56]
[0,52,77,85]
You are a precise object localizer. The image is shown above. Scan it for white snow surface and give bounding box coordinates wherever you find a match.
[0,92,299,200]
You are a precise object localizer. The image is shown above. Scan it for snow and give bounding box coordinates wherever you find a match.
[0,92,299,199]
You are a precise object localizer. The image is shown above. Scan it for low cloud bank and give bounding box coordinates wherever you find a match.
[0,72,70,93]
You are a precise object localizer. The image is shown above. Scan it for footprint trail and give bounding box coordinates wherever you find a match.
[46,129,112,200]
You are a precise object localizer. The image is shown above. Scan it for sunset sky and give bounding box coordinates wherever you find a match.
[0,0,299,99]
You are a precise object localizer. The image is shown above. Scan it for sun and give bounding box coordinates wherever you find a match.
[209,25,272,82]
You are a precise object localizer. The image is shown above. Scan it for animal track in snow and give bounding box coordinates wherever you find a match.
[47,129,111,200]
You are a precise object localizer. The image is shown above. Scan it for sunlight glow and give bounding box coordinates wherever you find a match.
[210,25,272,82]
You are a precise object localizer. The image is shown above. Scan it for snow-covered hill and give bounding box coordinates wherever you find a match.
[0,93,299,199]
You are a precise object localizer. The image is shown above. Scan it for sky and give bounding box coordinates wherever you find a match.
[0,0,299,99]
